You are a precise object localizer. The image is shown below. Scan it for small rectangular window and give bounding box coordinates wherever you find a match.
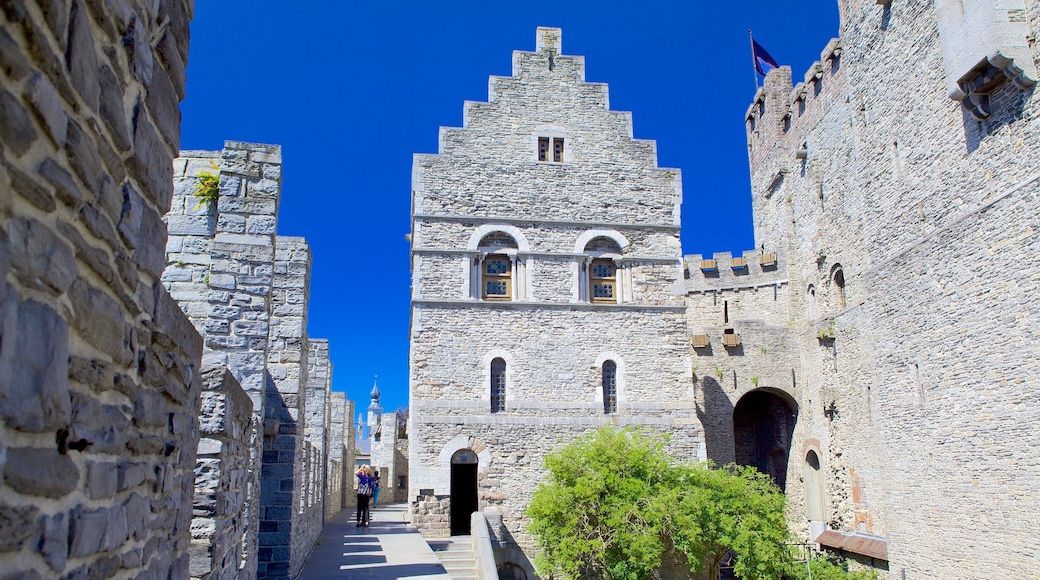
[538,137,549,161]
[553,138,564,162]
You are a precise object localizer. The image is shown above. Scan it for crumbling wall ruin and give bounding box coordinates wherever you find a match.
[0,0,202,577]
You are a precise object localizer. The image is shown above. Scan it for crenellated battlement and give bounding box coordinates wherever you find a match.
[682,249,784,295]
[745,38,846,175]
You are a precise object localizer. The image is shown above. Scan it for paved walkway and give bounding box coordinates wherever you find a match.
[297,502,451,579]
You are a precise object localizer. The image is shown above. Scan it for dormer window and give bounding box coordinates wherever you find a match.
[538,137,564,162]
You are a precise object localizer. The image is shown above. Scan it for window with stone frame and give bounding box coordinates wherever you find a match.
[538,136,564,162]
[482,254,512,300]
[490,358,506,413]
[590,259,617,303]
[602,360,617,414]
[584,237,622,304]
[478,232,519,301]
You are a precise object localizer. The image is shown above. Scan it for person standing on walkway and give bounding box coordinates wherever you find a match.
[355,465,374,527]
[372,471,382,506]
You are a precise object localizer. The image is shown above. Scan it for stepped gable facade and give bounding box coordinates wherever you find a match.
[408,27,699,576]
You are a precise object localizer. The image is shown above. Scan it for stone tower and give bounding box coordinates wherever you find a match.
[408,27,699,572]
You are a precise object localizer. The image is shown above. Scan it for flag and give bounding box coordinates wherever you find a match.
[752,38,779,76]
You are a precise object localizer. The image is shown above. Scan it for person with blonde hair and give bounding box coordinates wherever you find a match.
[355,465,374,527]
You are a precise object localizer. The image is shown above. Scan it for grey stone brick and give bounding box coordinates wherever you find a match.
[67,279,130,363]
[7,215,77,294]
[2,159,57,212]
[39,157,86,211]
[3,447,78,499]
[0,27,31,82]
[0,502,40,551]
[68,507,108,558]
[39,512,68,571]
[85,461,118,500]
[64,121,102,192]
[0,88,39,157]
[0,295,71,432]
[65,1,100,111]
[97,65,130,151]
[127,102,172,209]
[26,71,67,148]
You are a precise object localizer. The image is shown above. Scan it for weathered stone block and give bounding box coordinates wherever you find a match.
[3,447,78,499]
[0,502,40,551]
[0,87,40,157]
[0,294,71,432]
[65,0,100,110]
[25,71,66,147]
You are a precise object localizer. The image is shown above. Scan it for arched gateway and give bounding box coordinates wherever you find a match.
[732,389,797,490]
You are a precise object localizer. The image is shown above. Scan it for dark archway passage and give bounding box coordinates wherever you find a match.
[733,389,797,490]
[450,449,478,535]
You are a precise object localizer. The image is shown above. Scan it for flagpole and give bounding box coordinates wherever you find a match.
[749,29,759,90]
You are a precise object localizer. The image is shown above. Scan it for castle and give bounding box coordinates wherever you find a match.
[0,0,1036,579]
[409,2,1040,577]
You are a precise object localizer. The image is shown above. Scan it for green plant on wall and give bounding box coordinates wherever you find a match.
[715,366,724,380]
[193,162,220,210]
[751,376,759,387]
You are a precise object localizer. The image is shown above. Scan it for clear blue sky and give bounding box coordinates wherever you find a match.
[180,1,839,413]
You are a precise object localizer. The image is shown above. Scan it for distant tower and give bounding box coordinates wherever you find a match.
[367,378,383,440]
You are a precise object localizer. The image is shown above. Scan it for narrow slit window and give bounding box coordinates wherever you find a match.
[602,360,617,414]
[553,138,564,162]
[589,259,616,303]
[483,254,512,300]
[490,358,506,413]
[538,137,549,161]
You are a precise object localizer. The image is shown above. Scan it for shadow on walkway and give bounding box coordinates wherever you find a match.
[297,502,451,579]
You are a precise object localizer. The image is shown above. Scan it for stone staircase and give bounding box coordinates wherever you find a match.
[429,536,477,580]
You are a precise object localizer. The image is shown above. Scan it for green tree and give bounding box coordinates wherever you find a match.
[526,427,795,580]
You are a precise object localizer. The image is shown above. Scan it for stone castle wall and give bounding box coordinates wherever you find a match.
[684,0,1040,576]
[191,366,253,579]
[0,0,203,578]
[167,143,346,579]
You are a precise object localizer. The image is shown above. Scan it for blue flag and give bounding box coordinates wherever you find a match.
[753,39,779,76]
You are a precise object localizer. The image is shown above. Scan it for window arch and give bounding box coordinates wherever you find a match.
[806,284,818,320]
[490,358,506,413]
[831,265,846,309]
[477,233,518,301]
[583,237,622,304]
[602,360,617,414]
[804,450,825,522]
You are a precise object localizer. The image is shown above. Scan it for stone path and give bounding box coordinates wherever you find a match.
[297,502,452,579]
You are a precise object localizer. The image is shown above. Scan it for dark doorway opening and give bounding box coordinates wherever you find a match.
[733,389,797,490]
[450,449,478,535]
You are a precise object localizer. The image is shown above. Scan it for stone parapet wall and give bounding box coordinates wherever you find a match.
[325,392,346,518]
[0,0,201,577]
[191,366,253,579]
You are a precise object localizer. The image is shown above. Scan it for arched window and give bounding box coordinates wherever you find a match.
[602,360,617,414]
[807,284,817,319]
[832,266,846,308]
[490,358,506,413]
[804,450,825,522]
[584,237,622,304]
[478,233,518,301]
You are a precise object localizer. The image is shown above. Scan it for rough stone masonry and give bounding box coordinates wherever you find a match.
[0,0,202,577]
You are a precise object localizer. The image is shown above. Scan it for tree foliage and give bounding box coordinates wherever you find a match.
[526,427,796,580]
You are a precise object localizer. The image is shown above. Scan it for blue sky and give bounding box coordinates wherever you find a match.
[180,1,839,413]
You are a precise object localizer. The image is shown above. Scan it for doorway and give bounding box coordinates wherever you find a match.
[450,449,478,535]
[732,389,797,490]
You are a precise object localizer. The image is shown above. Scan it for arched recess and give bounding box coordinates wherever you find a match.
[481,349,514,407]
[465,225,531,301]
[732,388,798,491]
[574,230,629,303]
[804,449,825,523]
[594,352,626,409]
[830,263,846,309]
